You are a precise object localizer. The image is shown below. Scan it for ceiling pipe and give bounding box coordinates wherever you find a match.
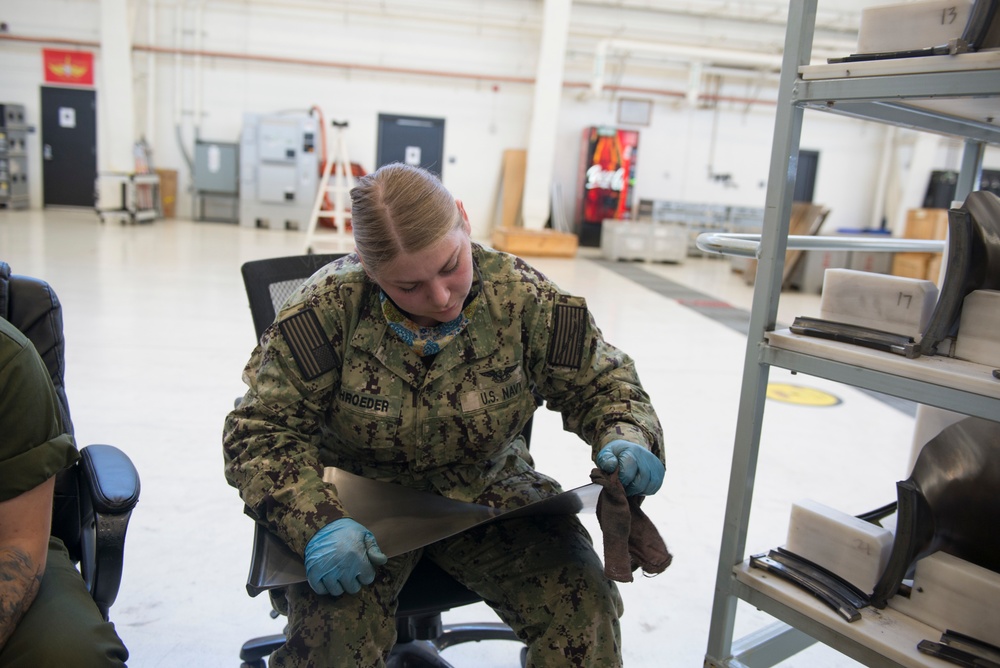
[193,0,205,139]
[172,5,194,173]
[0,33,100,48]
[173,5,182,128]
[589,37,784,100]
[601,38,785,70]
[212,0,862,51]
[0,32,779,106]
[686,60,703,106]
[146,0,156,143]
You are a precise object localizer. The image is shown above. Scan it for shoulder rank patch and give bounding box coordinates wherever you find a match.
[277,309,337,380]
[548,304,587,369]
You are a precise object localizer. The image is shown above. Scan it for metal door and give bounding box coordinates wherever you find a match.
[376,114,445,177]
[793,149,819,203]
[41,86,97,207]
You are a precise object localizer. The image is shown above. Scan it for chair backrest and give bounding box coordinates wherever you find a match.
[0,261,82,560]
[240,254,346,340]
[0,261,73,435]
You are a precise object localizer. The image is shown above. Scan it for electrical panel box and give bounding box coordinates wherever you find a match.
[239,112,319,229]
[192,140,239,223]
[258,119,302,162]
[194,140,239,194]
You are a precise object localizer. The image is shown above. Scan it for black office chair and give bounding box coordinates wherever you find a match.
[0,261,141,620]
[237,253,527,668]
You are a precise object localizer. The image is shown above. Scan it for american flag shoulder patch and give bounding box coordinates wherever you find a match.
[548,303,587,369]
[277,309,337,380]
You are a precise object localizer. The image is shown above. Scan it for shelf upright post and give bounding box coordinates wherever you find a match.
[954,139,986,203]
[704,0,818,665]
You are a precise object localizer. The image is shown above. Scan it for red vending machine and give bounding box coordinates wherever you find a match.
[575,126,639,247]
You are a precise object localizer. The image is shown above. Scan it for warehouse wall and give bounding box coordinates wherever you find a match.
[2,0,995,239]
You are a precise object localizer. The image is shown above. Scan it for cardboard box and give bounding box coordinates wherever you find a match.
[491,228,578,258]
[903,208,949,240]
[892,252,932,280]
[156,168,178,218]
[894,210,947,282]
[927,253,943,285]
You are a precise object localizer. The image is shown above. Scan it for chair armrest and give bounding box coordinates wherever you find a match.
[78,444,141,620]
[80,444,141,513]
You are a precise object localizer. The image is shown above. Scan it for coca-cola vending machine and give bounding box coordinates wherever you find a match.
[575,126,639,247]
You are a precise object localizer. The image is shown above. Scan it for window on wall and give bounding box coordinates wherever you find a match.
[617,98,652,127]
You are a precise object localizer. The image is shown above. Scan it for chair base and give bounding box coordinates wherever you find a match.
[239,622,523,667]
[387,640,457,668]
[239,633,285,668]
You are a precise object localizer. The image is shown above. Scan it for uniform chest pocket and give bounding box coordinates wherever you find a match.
[329,387,403,465]
[416,368,534,469]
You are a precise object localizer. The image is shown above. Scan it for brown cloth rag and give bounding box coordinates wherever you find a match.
[590,468,673,583]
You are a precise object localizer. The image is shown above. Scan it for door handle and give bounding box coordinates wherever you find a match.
[44,144,53,160]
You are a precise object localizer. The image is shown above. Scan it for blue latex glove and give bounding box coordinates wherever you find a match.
[596,440,664,497]
[304,518,388,596]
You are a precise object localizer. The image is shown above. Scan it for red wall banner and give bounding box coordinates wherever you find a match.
[43,49,94,86]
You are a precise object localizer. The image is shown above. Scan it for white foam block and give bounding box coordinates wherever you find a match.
[820,268,938,338]
[888,551,1000,645]
[955,290,1000,366]
[785,498,893,594]
[857,0,973,54]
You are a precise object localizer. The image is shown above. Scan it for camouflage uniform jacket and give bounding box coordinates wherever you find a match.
[223,244,663,557]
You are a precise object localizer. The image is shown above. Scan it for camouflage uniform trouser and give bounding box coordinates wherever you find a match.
[268,515,624,668]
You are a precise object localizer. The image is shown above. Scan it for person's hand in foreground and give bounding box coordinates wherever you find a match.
[304,518,388,596]
[596,440,664,496]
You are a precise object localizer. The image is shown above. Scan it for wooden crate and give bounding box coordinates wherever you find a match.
[491,228,578,258]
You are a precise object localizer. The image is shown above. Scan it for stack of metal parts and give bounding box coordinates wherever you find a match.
[750,549,869,623]
[918,630,1000,668]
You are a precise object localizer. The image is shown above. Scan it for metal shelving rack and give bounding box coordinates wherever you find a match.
[704,1,1000,666]
[0,103,31,210]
